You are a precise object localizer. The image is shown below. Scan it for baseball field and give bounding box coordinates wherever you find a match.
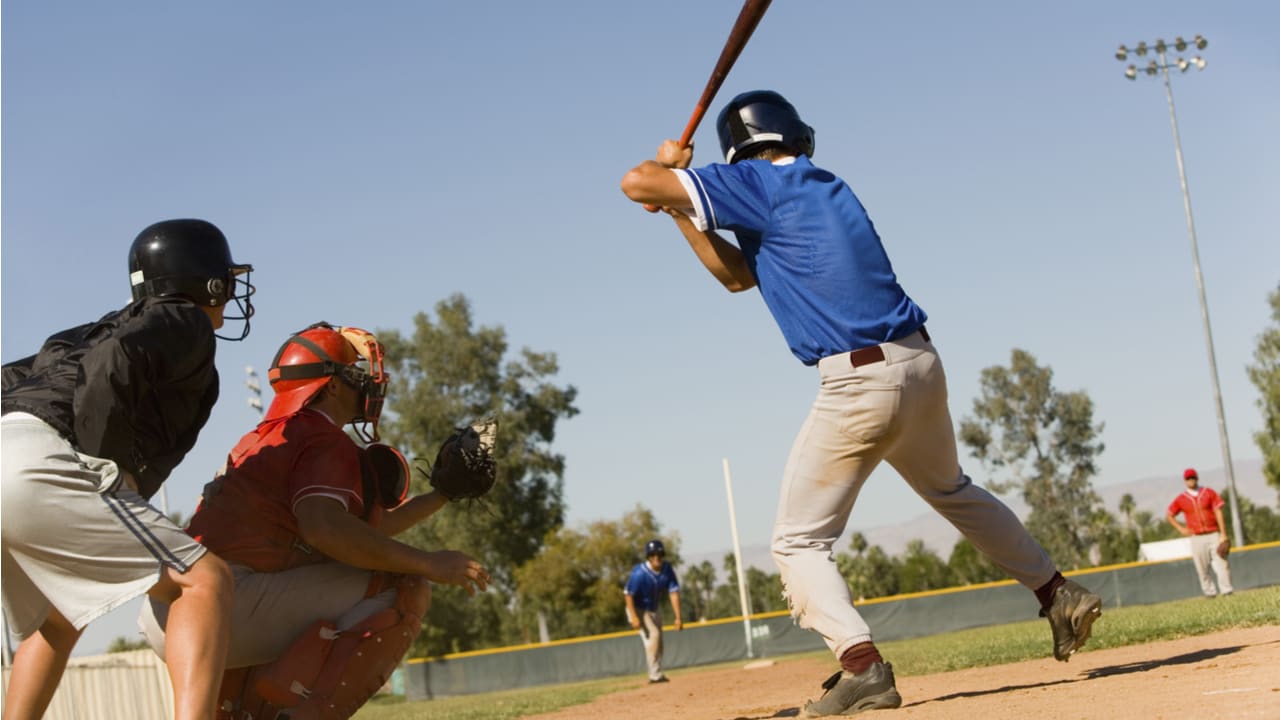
[354,585,1279,719]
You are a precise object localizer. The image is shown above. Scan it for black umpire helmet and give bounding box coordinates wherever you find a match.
[716,90,815,164]
[645,539,666,558]
[128,219,255,340]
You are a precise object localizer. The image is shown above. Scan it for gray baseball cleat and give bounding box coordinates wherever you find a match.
[800,662,902,717]
[1041,579,1102,661]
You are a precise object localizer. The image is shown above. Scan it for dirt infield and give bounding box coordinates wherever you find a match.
[524,625,1280,719]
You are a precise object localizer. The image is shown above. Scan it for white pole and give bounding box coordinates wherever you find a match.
[1,613,12,667]
[723,458,754,658]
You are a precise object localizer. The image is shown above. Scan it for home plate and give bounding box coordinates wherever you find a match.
[744,660,776,670]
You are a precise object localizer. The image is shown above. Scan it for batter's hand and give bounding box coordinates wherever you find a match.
[656,139,693,170]
[425,550,490,596]
[642,140,695,213]
[674,619,684,631]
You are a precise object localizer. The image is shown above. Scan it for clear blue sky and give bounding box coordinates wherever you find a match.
[3,2,1277,653]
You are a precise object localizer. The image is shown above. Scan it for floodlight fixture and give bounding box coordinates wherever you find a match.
[1155,38,1167,54]
[1116,45,1128,61]
[1177,57,1190,72]
[1194,34,1207,50]
[1193,56,1206,70]
[1175,36,1188,52]
[1145,61,1158,76]
[1136,41,1148,56]
[1125,65,1138,80]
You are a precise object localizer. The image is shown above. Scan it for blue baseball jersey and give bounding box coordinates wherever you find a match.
[624,561,680,613]
[674,155,927,365]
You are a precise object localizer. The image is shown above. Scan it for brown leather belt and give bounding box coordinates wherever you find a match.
[847,326,930,368]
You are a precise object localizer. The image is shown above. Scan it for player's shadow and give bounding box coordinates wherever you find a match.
[724,645,1249,719]
[1082,644,1242,679]
[898,644,1245,710]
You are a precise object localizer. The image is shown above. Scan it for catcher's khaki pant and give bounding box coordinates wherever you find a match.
[1188,533,1233,597]
[771,331,1057,659]
[140,562,395,667]
[637,610,665,681]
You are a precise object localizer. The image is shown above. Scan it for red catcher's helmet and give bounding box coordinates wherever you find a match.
[265,322,389,441]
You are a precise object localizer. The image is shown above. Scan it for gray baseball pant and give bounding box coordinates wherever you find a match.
[1188,533,1233,597]
[770,331,1057,659]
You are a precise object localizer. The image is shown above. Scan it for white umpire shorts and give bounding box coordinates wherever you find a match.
[1,412,206,639]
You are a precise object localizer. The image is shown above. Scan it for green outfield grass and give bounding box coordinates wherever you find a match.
[353,585,1279,720]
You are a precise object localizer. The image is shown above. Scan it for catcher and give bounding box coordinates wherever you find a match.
[138,322,496,719]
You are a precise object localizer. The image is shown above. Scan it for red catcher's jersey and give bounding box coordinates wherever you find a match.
[187,409,365,572]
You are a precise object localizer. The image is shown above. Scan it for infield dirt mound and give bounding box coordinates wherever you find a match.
[523,625,1279,719]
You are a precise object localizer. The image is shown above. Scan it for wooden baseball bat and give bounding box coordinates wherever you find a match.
[678,0,773,148]
[644,0,773,213]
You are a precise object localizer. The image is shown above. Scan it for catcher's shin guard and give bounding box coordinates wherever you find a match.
[281,574,430,719]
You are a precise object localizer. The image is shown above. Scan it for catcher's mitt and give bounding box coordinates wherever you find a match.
[1216,538,1230,559]
[427,419,498,501]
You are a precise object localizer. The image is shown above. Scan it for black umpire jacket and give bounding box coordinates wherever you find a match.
[1,296,220,499]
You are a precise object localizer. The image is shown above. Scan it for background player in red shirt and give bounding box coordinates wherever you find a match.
[1166,467,1233,598]
[140,322,490,719]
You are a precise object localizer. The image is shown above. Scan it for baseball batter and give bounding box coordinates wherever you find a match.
[620,90,1102,716]
[623,539,683,683]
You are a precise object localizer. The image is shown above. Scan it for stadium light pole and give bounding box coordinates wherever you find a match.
[246,365,264,417]
[1114,36,1244,547]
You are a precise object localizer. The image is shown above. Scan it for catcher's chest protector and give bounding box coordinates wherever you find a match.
[218,574,430,720]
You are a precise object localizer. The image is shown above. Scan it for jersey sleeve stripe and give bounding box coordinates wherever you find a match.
[674,168,715,232]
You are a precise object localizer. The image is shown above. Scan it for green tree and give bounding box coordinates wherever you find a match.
[511,506,672,641]
[378,294,579,655]
[1222,488,1280,545]
[1247,284,1280,497]
[947,539,1005,586]
[896,539,953,592]
[1118,493,1140,541]
[744,567,786,613]
[706,554,785,618]
[106,636,149,653]
[836,533,900,600]
[958,349,1107,569]
[682,560,718,621]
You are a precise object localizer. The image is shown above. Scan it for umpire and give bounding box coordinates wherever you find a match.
[1,219,253,720]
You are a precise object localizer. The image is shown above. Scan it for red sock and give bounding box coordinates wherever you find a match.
[1035,572,1066,610]
[839,641,883,675]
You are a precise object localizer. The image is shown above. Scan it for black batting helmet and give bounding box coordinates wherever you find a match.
[645,539,666,558]
[716,90,815,164]
[128,219,255,340]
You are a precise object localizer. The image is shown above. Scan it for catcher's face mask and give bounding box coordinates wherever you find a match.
[266,322,389,442]
[336,326,389,442]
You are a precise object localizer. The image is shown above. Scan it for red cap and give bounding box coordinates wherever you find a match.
[1183,468,1198,480]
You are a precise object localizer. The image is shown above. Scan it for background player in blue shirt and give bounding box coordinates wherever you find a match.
[623,539,683,684]
[621,90,1102,716]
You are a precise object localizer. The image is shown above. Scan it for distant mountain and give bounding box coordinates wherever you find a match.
[687,459,1274,576]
